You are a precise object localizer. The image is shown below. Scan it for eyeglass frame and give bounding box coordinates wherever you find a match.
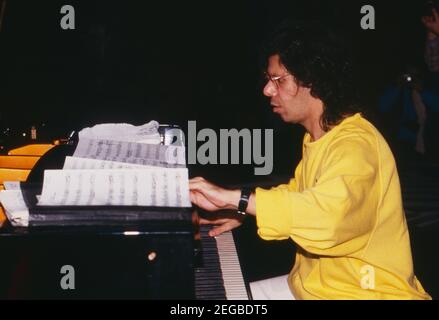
[263,72,293,88]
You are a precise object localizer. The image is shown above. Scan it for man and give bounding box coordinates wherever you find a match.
[189,21,431,300]
[422,6,439,88]
[422,6,439,162]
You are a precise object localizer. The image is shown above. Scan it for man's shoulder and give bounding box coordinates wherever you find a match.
[321,128,378,172]
[322,115,396,176]
[333,115,378,143]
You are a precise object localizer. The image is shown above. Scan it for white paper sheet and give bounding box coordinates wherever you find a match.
[63,156,157,170]
[78,121,161,144]
[37,169,191,207]
[0,190,29,227]
[72,138,186,167]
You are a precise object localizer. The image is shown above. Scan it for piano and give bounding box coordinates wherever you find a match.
[195,226,249,300]
[0,219,249,299]
[0,126,250,299]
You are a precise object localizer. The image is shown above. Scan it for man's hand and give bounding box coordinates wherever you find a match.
[189,177,240,212]
[422,9,439,37]
[199,211,245,237]
[189,177,242,236]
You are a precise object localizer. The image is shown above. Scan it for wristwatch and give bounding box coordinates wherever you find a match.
[237,188,252,215]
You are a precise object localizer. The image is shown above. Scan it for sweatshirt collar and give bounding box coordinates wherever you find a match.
[304,113,362,148]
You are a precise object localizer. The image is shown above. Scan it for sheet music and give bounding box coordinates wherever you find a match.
[37,169,191,207]
[0,190,29,227]
[73,138,186,167]
[78,121,161,144]
[63,156,157,170]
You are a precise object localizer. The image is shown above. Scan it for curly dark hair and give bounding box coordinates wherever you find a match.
[263,20,362,130]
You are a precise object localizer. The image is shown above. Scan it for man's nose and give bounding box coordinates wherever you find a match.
[263,81,277,97]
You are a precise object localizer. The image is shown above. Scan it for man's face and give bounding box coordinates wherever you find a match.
[263,54,315,124]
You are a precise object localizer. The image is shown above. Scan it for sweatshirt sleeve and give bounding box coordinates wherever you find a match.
[262,160,302,194]
[255,137,378,256]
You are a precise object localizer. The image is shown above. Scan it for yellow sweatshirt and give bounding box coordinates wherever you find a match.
[255,113,431,300]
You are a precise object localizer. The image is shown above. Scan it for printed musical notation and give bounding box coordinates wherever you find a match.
[63,156,155,170]
[73,138,186,167]
[37,168,191,207]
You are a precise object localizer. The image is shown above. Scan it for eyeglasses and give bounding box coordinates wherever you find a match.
[264,72,292,87]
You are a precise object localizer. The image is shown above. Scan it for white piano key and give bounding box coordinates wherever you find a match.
[215,231,249,300]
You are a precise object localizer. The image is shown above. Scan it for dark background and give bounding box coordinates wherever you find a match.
[1,0,439,298]
[0,0,430,179]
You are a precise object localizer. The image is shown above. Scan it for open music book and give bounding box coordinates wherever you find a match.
[0,121,191,227]
[37,168,191,207]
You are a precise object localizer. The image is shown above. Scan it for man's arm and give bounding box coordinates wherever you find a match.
[189,178,257,236]
[255,136,380,256]
[189,161,302,236]
[189,177,257,215]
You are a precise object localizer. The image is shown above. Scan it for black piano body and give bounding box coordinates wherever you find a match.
[0,126,201,299]
[0,203,197,299]
[0,125,248,300]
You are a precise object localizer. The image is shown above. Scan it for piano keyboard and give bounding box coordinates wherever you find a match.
[195,226,249,300]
